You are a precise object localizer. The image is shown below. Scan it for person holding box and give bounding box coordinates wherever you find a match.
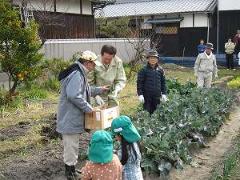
[57,50,109,180]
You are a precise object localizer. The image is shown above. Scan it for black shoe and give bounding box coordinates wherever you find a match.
[72,166,81,178]
[65,164,80,180]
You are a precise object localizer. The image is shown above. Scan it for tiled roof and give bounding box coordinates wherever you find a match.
[95,0,216,18]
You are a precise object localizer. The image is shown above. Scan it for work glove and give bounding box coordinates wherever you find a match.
[112,86,121,98]
[138,95,145,103]
[214,74,218,79]
[161,94,168,103]
[108,95,119,106]
[100,86,110,93]
[95,95,105,106]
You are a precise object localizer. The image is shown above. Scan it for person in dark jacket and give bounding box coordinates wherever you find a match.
[137,50,167,114]
[197,39,206,54]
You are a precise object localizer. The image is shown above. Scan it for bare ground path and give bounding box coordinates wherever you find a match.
[169,106,240,180]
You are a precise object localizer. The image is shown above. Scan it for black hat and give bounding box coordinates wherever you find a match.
[146,49,159,58]
[206,43,214,50]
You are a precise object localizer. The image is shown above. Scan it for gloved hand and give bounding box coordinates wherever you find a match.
[95,95,105,106]
[138,95,144,103]
[161,94,168,102]
[100,86,110,93]
[112,86,121,98]
[108,95,119,106]
[111,91,118,98]
[214,74,218,79]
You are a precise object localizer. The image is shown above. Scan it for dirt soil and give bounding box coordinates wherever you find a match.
[0,131,91,180]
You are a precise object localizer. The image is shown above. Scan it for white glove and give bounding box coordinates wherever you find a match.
[138,95,144,103]
[95,95,105,106]
[112,86,121,98]
[214,74,218,79]
[161,94,168,102]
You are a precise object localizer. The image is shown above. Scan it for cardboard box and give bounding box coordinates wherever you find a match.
[85,106,120,130]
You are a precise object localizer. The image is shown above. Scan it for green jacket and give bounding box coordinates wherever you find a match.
[88,55,127,98]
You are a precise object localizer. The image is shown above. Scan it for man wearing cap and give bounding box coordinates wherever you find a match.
[88,45,127,106]
[57,50,108,180]
[194,43,218,88]
[137,49,167,114]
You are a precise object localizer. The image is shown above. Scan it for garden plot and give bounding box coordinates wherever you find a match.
[0,65,240,180]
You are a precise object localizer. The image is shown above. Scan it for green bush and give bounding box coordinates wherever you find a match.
[227,76,240,89]
[134,80,233,175]
[43,58,71,79]
[20,85,48,100]
[43,78,60,92]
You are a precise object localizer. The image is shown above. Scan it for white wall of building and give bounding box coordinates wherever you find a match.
[141,16,152,30]
[180,14,193,28]
[180,13,208,28]
[12,0,93,15]
[57,0,80,14]
[82,0,92,15]
[219,0,240,11]
[194,14,208,27]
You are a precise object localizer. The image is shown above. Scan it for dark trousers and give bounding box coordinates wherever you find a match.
[143,95,160,114]
[226,53,234,69]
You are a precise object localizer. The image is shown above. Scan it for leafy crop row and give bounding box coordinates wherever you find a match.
[134,79,233,176]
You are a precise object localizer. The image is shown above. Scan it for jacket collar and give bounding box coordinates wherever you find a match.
[147,63,159,69]
[97,56,117,68]
[204,52,213,59]
[76,61,88,75]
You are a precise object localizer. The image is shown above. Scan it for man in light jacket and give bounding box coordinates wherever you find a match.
[88,45,126,106]
[225,38,236,69]
[57,50,108,180]
[194,43,218,88]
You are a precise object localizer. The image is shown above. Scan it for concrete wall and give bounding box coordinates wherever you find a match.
[44,38,150,63]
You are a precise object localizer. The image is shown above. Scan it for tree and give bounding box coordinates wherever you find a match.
[0,0,43,95]
[96,17,131,38]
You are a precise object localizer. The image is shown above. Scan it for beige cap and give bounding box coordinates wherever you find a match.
[79,50,101,66]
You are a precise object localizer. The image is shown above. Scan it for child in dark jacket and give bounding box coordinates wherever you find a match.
[137,49,167,114]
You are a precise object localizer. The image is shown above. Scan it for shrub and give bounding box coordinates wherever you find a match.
[42,58,71,79]
[43,78,60,92]
[227,76,240,89]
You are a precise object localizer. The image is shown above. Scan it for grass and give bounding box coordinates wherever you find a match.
[120,65,240,116]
